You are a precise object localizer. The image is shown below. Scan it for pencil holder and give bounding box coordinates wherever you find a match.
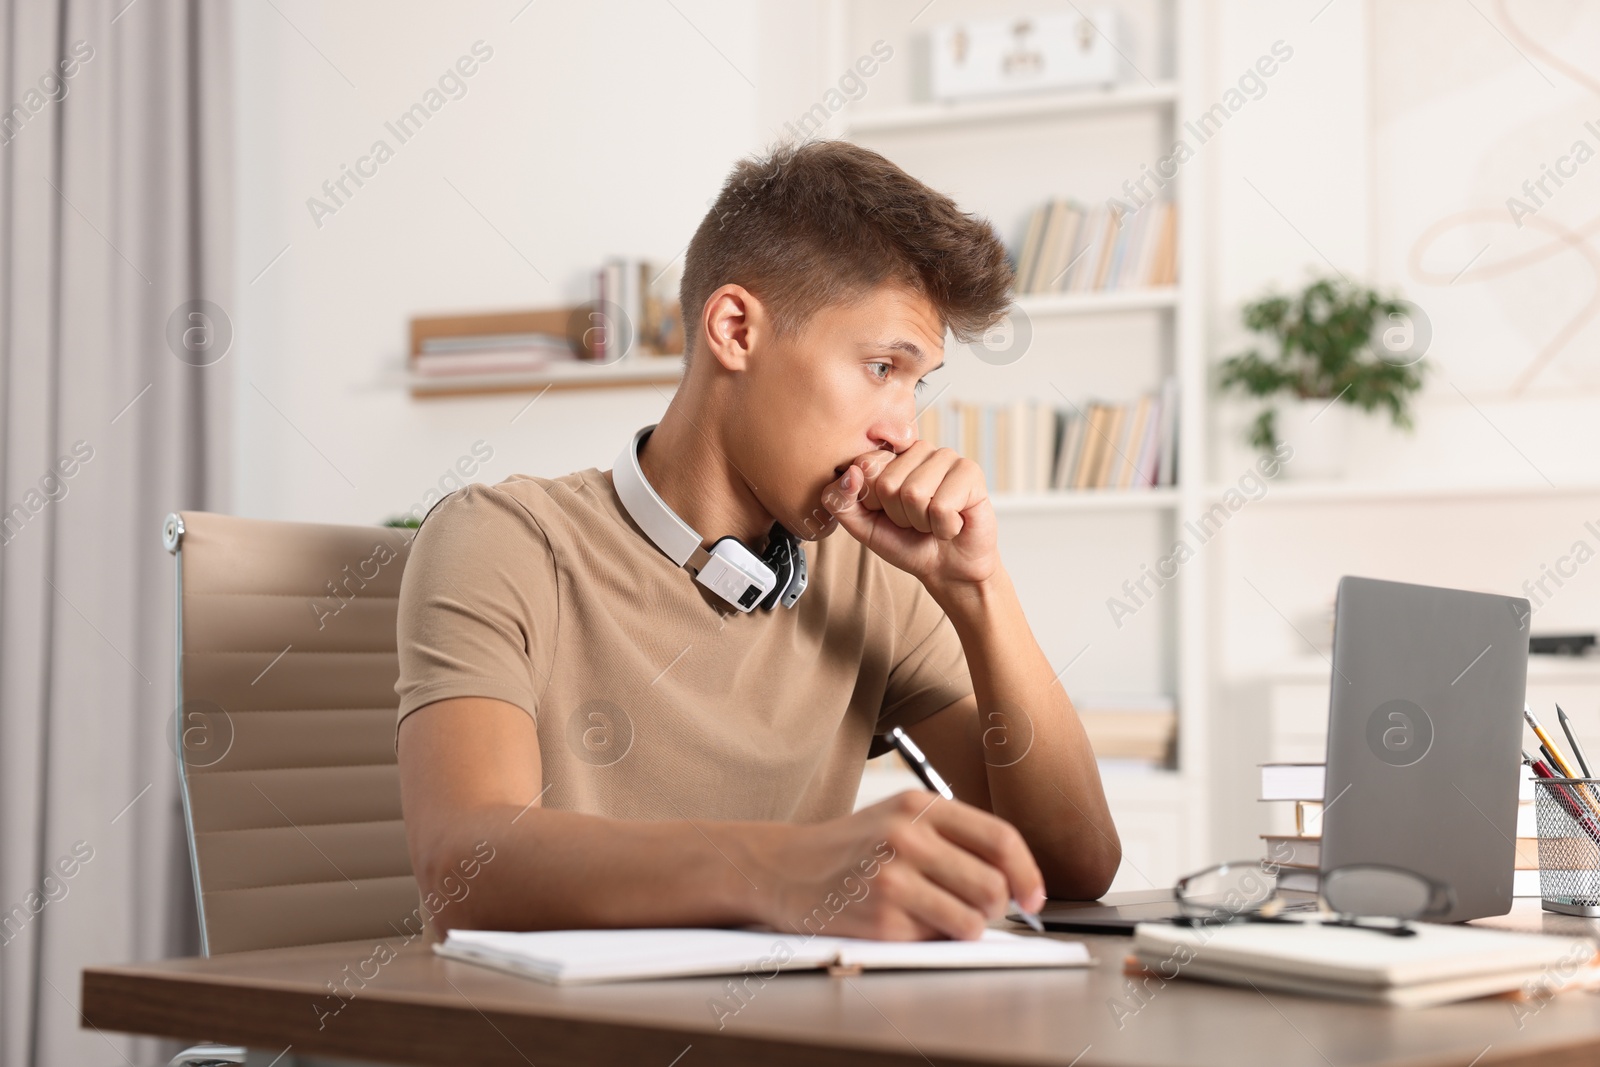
[1532,777,1600,917]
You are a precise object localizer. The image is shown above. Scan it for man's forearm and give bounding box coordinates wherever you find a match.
[929,567,1121,899]
[418,806,777,934]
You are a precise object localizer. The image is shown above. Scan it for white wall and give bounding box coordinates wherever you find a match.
[231,0,829,524]
[1204,0,1600,861]
[231,0,1600,872]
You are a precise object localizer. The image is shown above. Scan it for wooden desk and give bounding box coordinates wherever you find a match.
[82,903,1600,1067]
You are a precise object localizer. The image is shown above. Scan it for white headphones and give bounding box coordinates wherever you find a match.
[612,424,808,613]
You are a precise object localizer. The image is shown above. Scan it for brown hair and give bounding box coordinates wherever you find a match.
[678,139,1014,366]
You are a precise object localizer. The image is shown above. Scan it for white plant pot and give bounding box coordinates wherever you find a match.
[1274,397,1348,481]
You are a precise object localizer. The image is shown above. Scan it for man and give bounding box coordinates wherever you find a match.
[395,139,1119,943]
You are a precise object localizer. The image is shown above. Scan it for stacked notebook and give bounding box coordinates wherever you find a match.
[412,331,577,378]
[436,927,1092,985]
[1132,917,1598,1008]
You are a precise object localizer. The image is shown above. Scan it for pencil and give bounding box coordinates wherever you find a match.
[1529,703,1600,822]
[1525,705,1581,779]
[1557,704,1592,778]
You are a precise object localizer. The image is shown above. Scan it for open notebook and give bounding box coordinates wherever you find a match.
[436,927,1092,985]
[1132,918,1600,1008]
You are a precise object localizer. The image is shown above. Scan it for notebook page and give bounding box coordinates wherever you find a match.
[834,928,1091,970]
[441,928,836,984]
[439,927,1090,984]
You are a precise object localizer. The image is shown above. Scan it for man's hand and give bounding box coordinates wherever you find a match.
[821,441,999,591]
[746,790,1045,941]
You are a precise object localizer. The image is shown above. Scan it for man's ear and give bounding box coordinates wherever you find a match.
[700,284,763,372]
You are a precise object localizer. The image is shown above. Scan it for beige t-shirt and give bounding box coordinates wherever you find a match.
[393,466,974,823]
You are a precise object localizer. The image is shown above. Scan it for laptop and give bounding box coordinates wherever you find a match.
[1320,575,1529,922]
[1030,575,1530,934]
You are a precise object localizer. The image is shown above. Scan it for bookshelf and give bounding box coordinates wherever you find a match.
[835,0,1209,893]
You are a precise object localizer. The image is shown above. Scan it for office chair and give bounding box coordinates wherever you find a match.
[162,511,421,1067]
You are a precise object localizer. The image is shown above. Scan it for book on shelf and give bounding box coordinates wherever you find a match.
[1012,199,1178,295]
[595,256,685,362]
[1258,763,1324,802]
[412,331,577,377]
[1075,693,1176,766]
[913,377,1179,495]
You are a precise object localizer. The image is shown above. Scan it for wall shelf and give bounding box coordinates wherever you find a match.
[406,302,682,399]
[842,81,1179,136]
[408,356,683,399]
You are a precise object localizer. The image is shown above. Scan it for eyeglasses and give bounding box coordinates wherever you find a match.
[1170,860,1454,937]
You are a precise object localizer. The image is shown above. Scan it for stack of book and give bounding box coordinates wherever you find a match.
[1258,762,1539,895]
[595,256,684,362]
[1076,694,1177,768]
[1131,914,1599,1007]
[1013,199,1178,295]
[914,376,1178,494]
[412,331,578,379]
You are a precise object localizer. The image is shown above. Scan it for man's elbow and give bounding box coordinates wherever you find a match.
[1045,834,1121,901]
[411,831,501,932]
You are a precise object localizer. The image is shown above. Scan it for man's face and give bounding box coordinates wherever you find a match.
[733,283,948,542]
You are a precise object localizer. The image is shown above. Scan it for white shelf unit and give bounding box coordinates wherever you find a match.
[834,0,1209,893]
[843,81,1181,134]
[1202,478,1600,506]
[990,487,1178,513]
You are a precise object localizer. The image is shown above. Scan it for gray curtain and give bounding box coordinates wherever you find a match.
[0,1,232,1065]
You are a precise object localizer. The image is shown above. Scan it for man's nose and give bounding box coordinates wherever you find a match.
[873,421,916,456]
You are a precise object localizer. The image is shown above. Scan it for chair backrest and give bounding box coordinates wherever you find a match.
[164,510,419,955]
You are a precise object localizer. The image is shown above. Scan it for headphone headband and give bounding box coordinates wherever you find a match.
[612,424,806,613]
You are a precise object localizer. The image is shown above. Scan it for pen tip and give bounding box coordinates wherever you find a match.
[1014,904,1045,933]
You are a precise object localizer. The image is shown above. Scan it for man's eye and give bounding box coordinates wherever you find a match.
[914,379,928,394]
[871,362,891,380]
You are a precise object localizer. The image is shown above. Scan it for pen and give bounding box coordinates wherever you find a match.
[884,726,1047,934]
[1557,704,1592,778]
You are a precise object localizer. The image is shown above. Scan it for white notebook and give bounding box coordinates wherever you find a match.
[436,927,1092,985]
[1133,918,1599,1008]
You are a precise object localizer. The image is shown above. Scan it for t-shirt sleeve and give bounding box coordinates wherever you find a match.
[393,483,558,746]
[874,571,975,742]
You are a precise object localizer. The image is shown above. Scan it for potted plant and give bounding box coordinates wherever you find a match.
[1217,277,1429,479]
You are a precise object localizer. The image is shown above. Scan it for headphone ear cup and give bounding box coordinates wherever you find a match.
[756,525,795,611]
[778,535,807,607]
